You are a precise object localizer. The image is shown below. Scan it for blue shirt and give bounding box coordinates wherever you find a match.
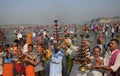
[2,52,14,63]
[49,48,64,75]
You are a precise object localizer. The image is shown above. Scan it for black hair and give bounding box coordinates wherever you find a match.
[28,44,33,48]
[93,46,101,52]
[13,39,20,46]
[110,39,119,46]
[13,39,20,45]
[4,44,10,48]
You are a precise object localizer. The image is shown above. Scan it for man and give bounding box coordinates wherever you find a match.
[70,40,90,76]
[17,31,22,40]
[87,46,103,76]
[97,34,104,52]
[95,39,120,76]
[49,43,64,76]
[20,39,28,54]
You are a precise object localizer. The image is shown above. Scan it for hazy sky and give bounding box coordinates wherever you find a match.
[0,0,120,25]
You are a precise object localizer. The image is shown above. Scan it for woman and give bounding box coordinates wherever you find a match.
[24,44,36,76]
[2,46,14,76]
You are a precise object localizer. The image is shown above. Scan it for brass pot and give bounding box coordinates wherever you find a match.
[78,66,87,72]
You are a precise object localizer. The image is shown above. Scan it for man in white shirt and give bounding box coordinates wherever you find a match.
[49,43,64,76]
[17,32,22,40]
[95,39,120,76]
[20,39,28,54]
[87,46,103,76]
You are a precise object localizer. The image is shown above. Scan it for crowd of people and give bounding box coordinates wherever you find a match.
[0,22,120,76]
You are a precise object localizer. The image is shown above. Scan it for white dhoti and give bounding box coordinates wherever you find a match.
[87,70,103,76]
[49,73,62,76]
[70,64,88,76]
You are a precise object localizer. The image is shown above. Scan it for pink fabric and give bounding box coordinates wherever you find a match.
[66,29,70,34]
[37,36,42,44]
[109,49,120,66]
[109,49,120,76]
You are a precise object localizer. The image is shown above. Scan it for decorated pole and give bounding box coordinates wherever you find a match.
[53,20,62,43]
[74,27,91,72]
